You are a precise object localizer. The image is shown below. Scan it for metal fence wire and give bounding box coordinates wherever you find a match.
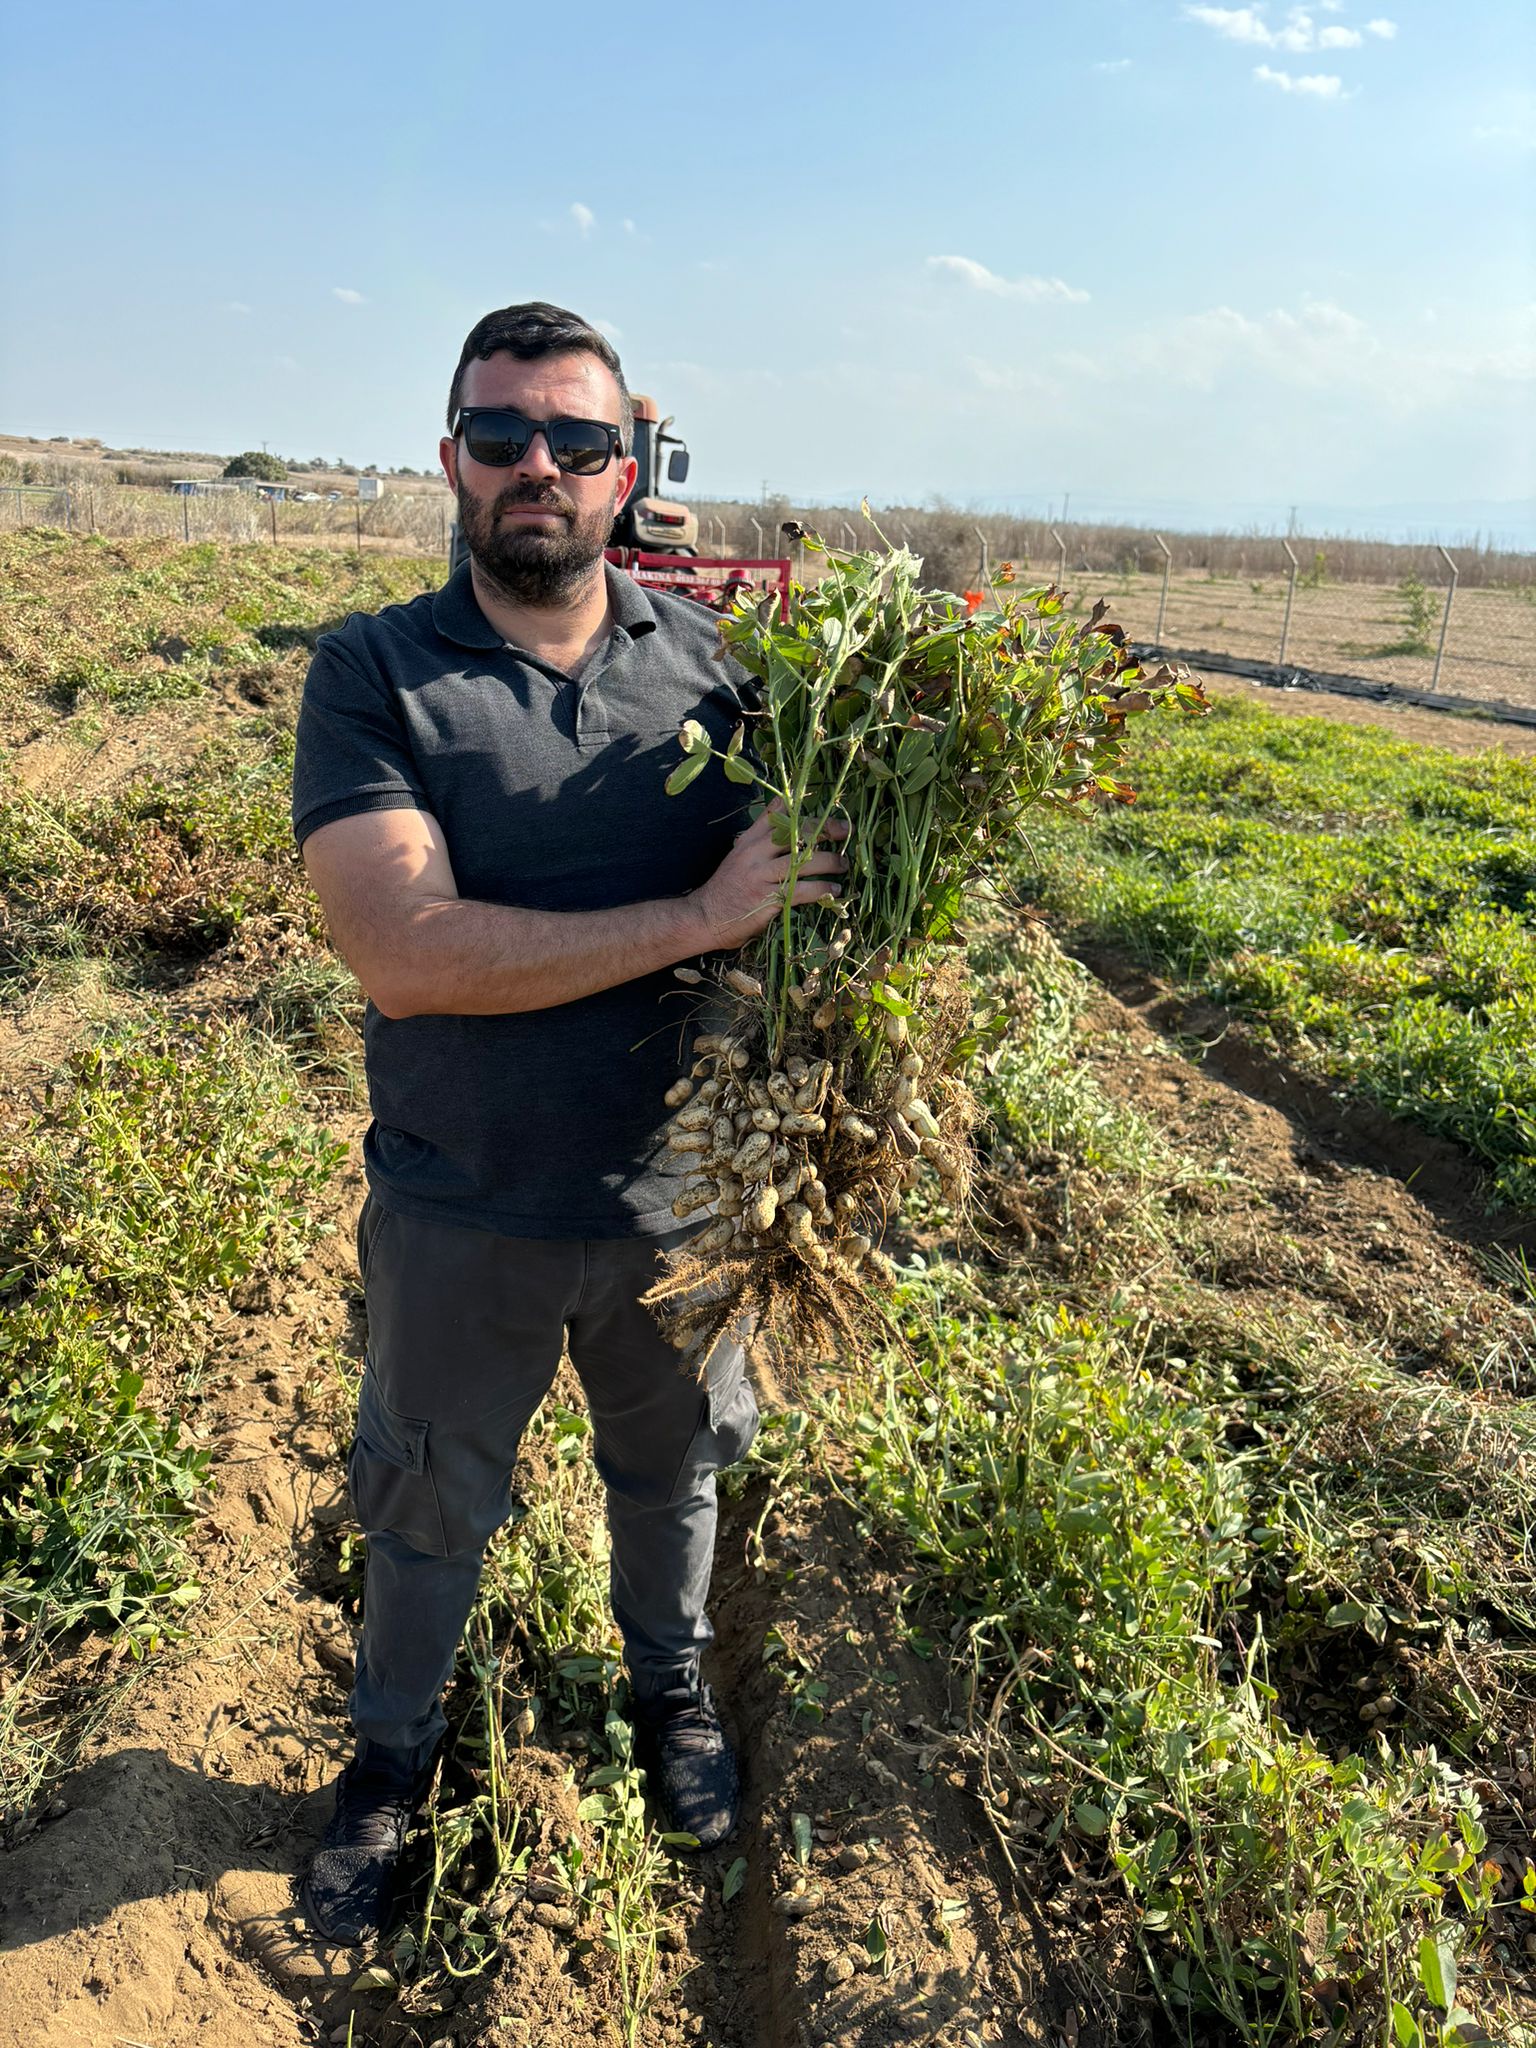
[3,485,1533,717]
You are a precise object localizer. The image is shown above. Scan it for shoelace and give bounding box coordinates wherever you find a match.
[648,1685,724,1755]
[333,1766,420,1849]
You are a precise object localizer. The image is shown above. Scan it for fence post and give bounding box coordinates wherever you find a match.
[1154,533,1173,644]
[269,495,278,543]
[751,518,765,560]
[838,522,857,554]
[64,488,73,533]
[87,488,96,535]
[182,493,191,544]
[973,525,989,590]
[1279,538,1299,663]
[1049,526,1067,587]
[1431,544,1458,693]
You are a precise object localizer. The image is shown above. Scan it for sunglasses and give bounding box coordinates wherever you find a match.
[452,406,624,476]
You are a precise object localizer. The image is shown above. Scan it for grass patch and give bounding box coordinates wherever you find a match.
[0,733,319,986]
[0,531,442,728]
[0,1014,345,1817]
[1017,699,1536,1211]
[785,922,1536,2045]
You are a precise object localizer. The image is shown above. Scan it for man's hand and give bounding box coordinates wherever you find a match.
[686,804,850,952]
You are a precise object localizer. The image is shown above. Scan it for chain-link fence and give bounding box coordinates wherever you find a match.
[0,481,454,557]
[5,482,1533,713]
[689,501,1536,715]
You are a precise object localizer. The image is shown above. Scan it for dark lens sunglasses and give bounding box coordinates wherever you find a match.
[453,407,623,476]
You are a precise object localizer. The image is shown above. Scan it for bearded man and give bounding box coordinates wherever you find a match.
[290,302,846,1945]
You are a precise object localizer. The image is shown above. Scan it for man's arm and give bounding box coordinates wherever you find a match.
[300,806,847,1019]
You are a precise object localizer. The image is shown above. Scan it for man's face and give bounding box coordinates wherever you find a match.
[439,350,638,605]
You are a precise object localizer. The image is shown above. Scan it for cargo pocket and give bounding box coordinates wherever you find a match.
[664,1333,759,1504]
[347,1365,448,1557]
[705,1338,760,1470]
[355,1194,390,1283]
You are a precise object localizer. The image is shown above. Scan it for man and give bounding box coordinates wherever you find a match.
[289,302,845,1947]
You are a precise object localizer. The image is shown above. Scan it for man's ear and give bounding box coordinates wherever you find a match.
[612,454,640,516]
[439,435,459,489]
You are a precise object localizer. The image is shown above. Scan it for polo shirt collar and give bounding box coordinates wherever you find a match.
[430,557,659,651]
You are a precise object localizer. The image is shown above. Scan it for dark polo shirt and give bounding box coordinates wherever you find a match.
[291,559,755,1238]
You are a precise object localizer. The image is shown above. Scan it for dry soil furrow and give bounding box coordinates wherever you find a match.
[0,1139,374,2048]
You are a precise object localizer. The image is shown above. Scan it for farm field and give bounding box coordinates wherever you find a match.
[3,532,1536,2048]
[1082,566,1536,712]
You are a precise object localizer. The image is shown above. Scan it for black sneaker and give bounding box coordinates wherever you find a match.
[633,1679,740,1848]
[297,1739,438,1946]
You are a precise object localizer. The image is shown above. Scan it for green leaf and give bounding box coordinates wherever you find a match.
[1073,1800,1110,1837]
[722,753,757,785]
[791,1813,813,1866]
[664,750,712,795]
[659,1831,701,1849]
[575,1793,608,1822]
[350,1965,397,1992]
[1444,2014,1496,2047]
[721,1856,748,1904]
[1324,1600,1368,1629]
[678,717,710,755]
[864,1910,888,1961]
[1418,1931,1456,2012]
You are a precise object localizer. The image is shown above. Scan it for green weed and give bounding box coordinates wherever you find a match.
[1018,701,1536,1212]
[0,1014,344,1813]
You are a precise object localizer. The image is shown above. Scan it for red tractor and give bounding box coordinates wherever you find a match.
[447,392,789,617]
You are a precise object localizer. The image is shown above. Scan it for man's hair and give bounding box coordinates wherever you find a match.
[446,302,634,455]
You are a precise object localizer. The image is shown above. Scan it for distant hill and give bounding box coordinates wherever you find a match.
[0,431,450,497]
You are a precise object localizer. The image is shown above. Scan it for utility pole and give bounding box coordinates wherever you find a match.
[1062,491,1070,524]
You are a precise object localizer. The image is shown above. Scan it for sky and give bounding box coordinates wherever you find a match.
[1,0,1532,544]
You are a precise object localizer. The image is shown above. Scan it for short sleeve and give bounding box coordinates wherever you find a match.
[291,633,431,848]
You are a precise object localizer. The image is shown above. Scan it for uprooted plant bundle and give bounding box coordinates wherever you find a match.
[643,520,1206,1372]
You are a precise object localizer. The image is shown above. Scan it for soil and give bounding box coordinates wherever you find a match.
[1095,566,1536,711]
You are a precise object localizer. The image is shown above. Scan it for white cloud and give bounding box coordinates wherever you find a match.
[622,217,637,234]
[1184,6,1394,52]
[1093,56,1132,71]
[1185,7,1305,49]
[1040,295,1534,410]
[927,254,1090,303]
[1255,63,1346,95]
[274,355,300,372]
[332,286,366,304]
[222,300,252,315]
[570,201,595,236]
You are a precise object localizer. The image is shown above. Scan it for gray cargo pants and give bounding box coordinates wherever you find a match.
[345,1193,759,1764]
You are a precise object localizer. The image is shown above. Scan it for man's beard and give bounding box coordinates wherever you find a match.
[456,475,615,605]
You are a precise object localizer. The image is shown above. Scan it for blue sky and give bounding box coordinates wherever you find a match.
[1,0,1531,542]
